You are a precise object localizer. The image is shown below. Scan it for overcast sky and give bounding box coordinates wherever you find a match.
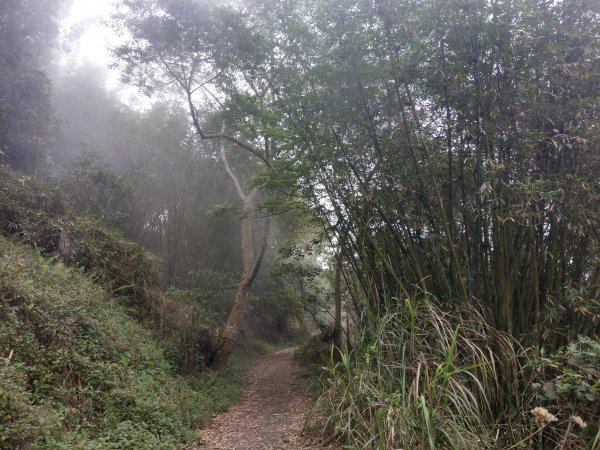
[60,0,152,106]
[62,0,119,67]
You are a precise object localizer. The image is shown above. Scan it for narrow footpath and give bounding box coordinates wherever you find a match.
[192,348,339,450]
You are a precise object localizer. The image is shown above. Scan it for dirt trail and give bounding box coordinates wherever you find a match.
[192,347,338,450]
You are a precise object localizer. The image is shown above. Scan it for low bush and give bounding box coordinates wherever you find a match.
[0,236,243,449]
[522,336,600,449]
[296,329,339,369]
[161,287,224,373]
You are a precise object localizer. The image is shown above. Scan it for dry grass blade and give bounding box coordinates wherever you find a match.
[311,296,522,449]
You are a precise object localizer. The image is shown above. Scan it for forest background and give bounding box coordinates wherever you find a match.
[1,0,600,448]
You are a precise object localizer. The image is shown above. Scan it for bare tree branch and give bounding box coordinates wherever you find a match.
[219,127,251,202]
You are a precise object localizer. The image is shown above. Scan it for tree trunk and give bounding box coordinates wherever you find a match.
[212,147,270,370]
[333,255,343,350]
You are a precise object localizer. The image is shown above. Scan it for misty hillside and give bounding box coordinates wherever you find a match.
[0,234,217,449]
[0,165,256,448]
[1,0,600,449]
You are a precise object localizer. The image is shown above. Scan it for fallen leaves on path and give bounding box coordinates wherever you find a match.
[187,347,339,450]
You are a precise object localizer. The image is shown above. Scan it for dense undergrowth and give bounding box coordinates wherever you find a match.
[0,165,304,372]
[0,166,162,312]
[525,337,600,449]
[0,166,261,448]
[0,236,246,449]
[0,165,223,375]
[301,298,600,449]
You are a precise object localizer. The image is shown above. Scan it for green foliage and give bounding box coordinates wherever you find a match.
[0,236,208,448]
[112,0,600,446]
[0,165,162,314]
[246,282,306,342]
[51,73,243,284]
[60,152,137,231]
[167,267,306,352]
[116,0,600,345]
[208,202,241,218]
[296,333,334,369]
[0,163,253,376]
[0,0,68,171]
[275,244,333,328]
[157,267,298,372]
[524,336,600,448]
[162,273,233,372]
[312,297,521,449]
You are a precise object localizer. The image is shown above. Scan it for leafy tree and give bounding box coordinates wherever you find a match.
[133,0,600,349]
[114,0,280,368]
[0,0,69,171]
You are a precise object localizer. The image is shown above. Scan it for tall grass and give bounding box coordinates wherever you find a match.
[313,296,521,449]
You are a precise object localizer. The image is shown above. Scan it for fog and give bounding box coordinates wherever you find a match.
[0,0,253,283]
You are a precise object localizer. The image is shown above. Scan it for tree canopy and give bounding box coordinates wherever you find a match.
[115,0,600,345]
[0,0,70,170]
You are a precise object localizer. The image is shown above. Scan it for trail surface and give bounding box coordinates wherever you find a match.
[193,347,338,450]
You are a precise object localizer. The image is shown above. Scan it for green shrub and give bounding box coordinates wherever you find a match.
[163,271,235,372]
[60,152,137,232]
[246,283,307,343]
[523,336,600,449]
[296,332,337,368]
[0,236,241,449]
[0,165,162,313]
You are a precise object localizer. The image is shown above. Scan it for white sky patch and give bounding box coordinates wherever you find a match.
[58,0,152,108]
[69,0,116,20]
[61,0,118,70]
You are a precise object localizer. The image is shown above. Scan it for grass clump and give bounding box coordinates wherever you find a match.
[0,236,242,449]
[301,298,600,449]
[312,297,521,449]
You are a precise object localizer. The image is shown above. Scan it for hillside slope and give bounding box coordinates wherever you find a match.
[0,236,211,449]
[0,167,247,449]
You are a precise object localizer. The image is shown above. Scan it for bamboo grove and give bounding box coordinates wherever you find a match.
[239,0,600,348]
[115,0,600,349]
